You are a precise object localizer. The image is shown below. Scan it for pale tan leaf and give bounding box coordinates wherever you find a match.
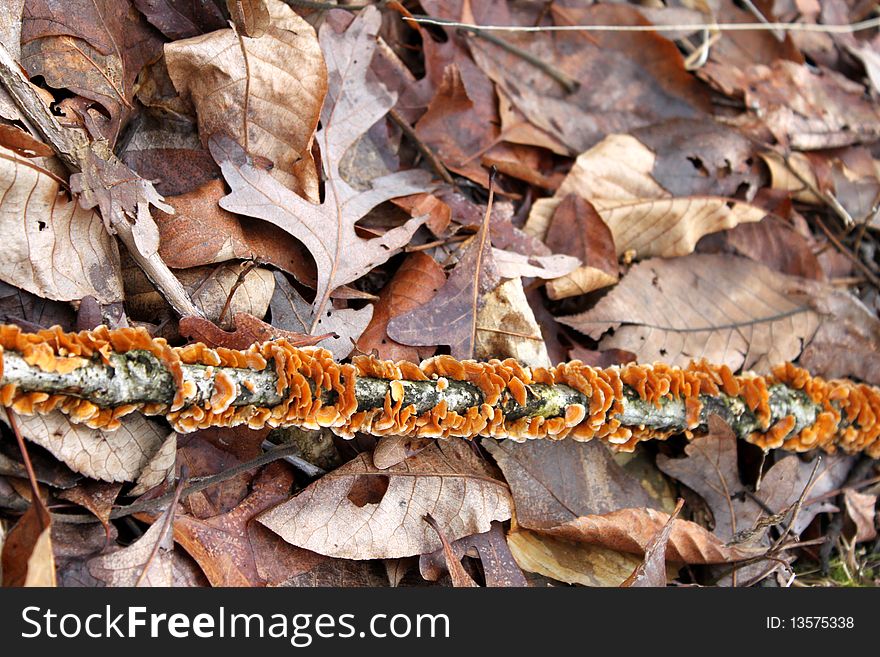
[547,268,618,301]
[560,254,821,371]
[130,433,176,496]
[165,0,326,199]
[843,488,878,543]
[1,409,168,483]
[226,0,270,38]
[526,134,765,259]
[258,440,512,560]
[24,526,56,587]
[491,249,580,281]
[0,145,123,303]
[475,278,551,367]
[88,509,175,586]
[507,528,642,587]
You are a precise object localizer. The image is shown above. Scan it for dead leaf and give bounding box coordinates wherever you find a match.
[155,178,316,285]
[373,435,434,470]
[560,254,821,371]
[621,498,684,587]
[281,559,389,588]
[527,134,766,260]
[388,210,498,359]
[1,409,169,483]
[130,432,176,496]
[213,7,431,327]
[483,438,657,531]
[423,513,478,587]
[173,462,327,587]
[20,0,163,144]
[180,313,325,351]
[843,488,877,543]
[507,528,642,587]
[542,508,762,565]
[226,0,269,38]
[356,252,447,362]
[468,3,709,155]
[1,485,55,586]
[0,145,123,303]
[544,194,618,299]
[269,272,373,360]
[420,522,527,587]
[165,0,326,199]
[133,0,226,40]
[0,281,76,331]
[88,503,177,586]
[475,277,551,367]
[258,440,512,560]
[491,249,580,281]
[58,481,122,530]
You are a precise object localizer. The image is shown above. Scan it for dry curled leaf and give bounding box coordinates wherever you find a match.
[420,522,527,587]
[1,478,55,587]
[1,409,168,483]
[258,440,512,560]
[213,6,431,327]
[225,0,269,38]
[843,488,878,543]
[179,313,325,351]
[133,0,226,40]
[165,0,326,199]
[423,513,478,587]
[560,254,821,372]
[620,499,683,587]
[527,134,766,260]
[0,145,123,303]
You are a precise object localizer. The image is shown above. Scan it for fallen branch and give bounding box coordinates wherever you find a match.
[1,325,878,458]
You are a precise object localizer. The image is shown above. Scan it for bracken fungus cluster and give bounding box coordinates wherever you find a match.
[0,325,878,458]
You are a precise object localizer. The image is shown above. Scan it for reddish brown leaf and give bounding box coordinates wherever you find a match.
[1,486,54,586]
[620,499,684,587]
[156,179,316,286]
[179,313,326,351]
[226,0,269,38]
[133,0,226,39]
[424,513,478,587]
[357,253,446,362]
[21,0,163,144]
[58,481,122,532]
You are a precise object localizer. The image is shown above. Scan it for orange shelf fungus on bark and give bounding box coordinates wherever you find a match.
[1,326,879,458]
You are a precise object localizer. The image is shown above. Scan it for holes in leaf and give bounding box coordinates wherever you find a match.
[347,473,389,507]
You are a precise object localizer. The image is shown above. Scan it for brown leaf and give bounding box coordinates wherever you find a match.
[58,481,122,530]
[717,215,825,281]
[0,281,75,331]
[173,462,326,586]
[269,272,373,360]
[0,124,54,158]
[213,7,431,325]
[180,313,325,351]
[1,409,169,483]
[798,286,880,385]
[21,0,163,144]
[165,0,326,199]
[741,61,880,150]
[468,3,709,155]
[130,432,176,496]
[258,440,512,560]
[372,435,434,470]
[483,438,657,531]
[357,253,446,362]
[507,528,642,587]
[226,0,269,38]
[0,0,25,122]
[621,498,684,587]
[133,0,226,40]
[88,503,177,586]
[423,513,478,587]
[560,254,821,372]
[2,484,55,586]
[843,488,877,543]
[544,194,618,300]
[420,521,527,587]
[387,211,498,359]
[281,559,389,587]
[541,508,761,565]
[0,145,123,303]
[527,135,766,260]
[155,179,316,285]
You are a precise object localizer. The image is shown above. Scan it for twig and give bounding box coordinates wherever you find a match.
[0,41,203,319]
[217,261,259,325]
[388,108,455,185]
[814,217,880,290]
[461,28,580,94]
[134,466,188,587]
[402,14,880,34]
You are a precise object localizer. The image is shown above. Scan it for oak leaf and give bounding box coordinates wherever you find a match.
[213,6,432,328]
[258,440,512,560]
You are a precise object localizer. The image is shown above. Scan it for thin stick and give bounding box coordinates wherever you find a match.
[134,466,188,587]
[388,108,455,185]
[403,14,880,35]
